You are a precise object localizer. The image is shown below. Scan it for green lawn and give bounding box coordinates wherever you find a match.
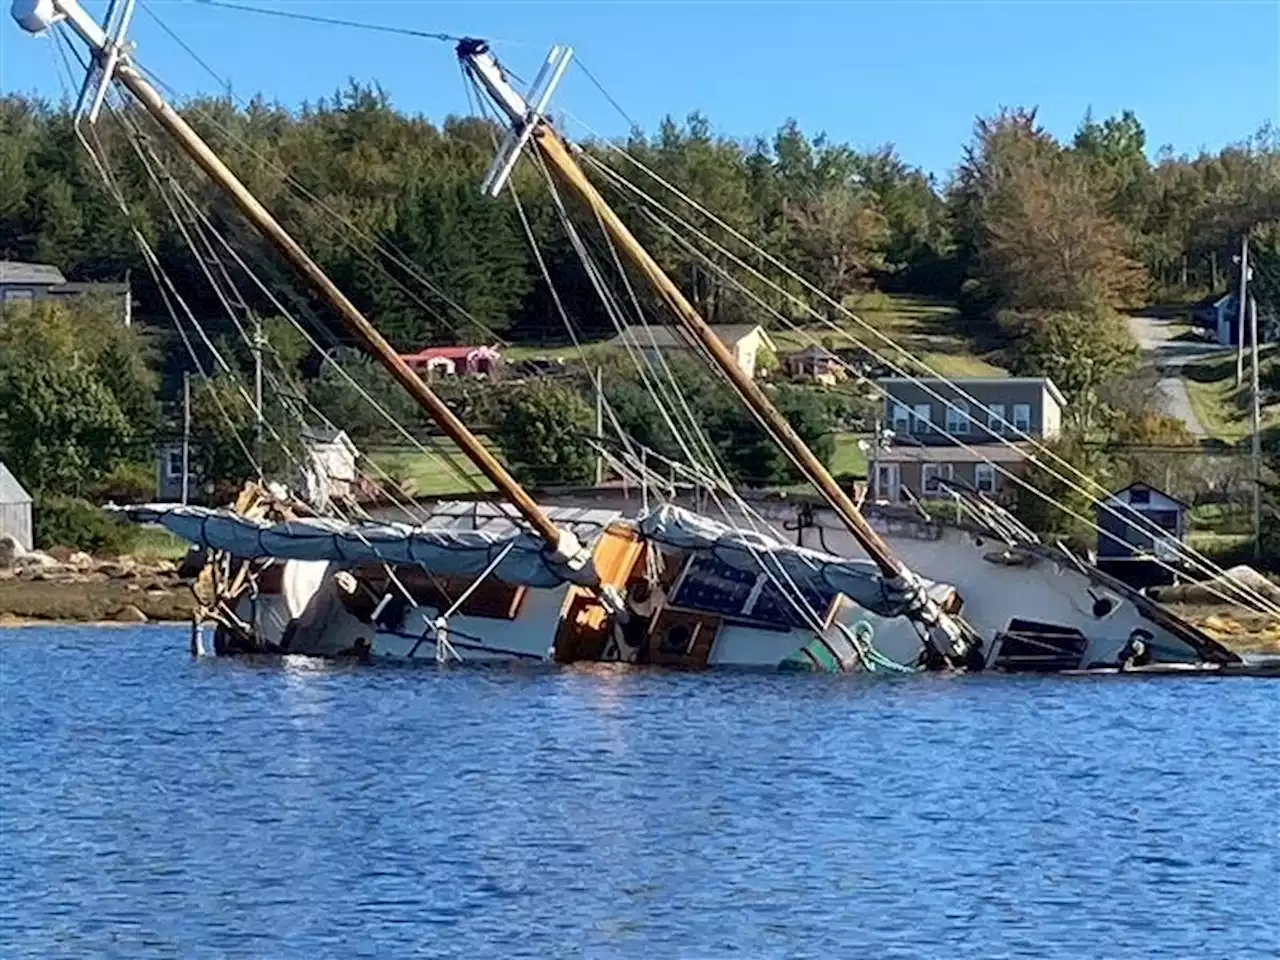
[829,432,868,479]
[130,526,193,562]
[1182,347,1280,444]
[366,442,496,497]
[768,293,1006,378]
[504,295,1004,380]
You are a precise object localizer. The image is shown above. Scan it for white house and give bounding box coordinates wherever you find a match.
[299,427,359,508]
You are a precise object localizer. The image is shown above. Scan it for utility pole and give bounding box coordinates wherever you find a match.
[869,416,882,500]
[181,370,191,507]
[1250,294,1262,559]
[594,365,604,488]
[253,311,264,468]
[1236,233,1249,387]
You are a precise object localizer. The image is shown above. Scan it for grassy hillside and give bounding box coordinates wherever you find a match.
[1182,346,1280,444]
[769,293,1007,379]
[502,295,1004,380]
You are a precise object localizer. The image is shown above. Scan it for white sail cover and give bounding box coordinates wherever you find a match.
[114,503,599,588]
[637,504,946,618]
[115,501,944,617]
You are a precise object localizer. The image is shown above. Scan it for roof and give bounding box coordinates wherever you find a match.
[0,261,66,285]
[49,281,130,295]
[401,345,498,364]
[0,462,32,505]
[783,344,839,360]
[418,500,623,539]
[300,426,356,448]
[876,441,1036,465]
[877,375,1069,410]
[1105,481,1190,511]
[605,324,774,351]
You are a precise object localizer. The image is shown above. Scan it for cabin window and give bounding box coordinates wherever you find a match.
[988,403,1006,435]
[975,463,996,493]
[946,401,970,434]
[922,463,953,494]
[165,448,185,479]
[1129,487,1151,505]
[912,403,932,434]
[1012,403,1032,432]
[891,402,911,434]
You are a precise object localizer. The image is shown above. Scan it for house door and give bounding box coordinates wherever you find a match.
[875,463,900,502]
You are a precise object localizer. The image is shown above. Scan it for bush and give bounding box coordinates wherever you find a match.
[492,381,596,488]
[87,462,155,505]
[34,495,138,556]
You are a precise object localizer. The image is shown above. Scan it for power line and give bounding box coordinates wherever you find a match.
[193,0,464,43]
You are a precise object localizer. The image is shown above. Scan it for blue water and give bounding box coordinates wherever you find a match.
[1,627,1276,959]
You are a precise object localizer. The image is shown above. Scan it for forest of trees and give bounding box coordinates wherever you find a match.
[3,89,1278,351]
[2,86,1278,552]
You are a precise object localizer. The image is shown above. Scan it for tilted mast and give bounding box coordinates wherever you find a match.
[12,0,594,580]
[460,41,969,658]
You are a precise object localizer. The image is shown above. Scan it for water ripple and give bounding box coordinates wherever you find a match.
[2,626,1277,958]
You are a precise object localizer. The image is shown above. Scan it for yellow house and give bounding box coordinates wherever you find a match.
[605,323,776,379]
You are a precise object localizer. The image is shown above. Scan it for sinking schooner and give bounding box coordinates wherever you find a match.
[12,0,1268,673]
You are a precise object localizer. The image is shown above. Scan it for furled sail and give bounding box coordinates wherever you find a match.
[113,504,598,588]
[635,505,953,619]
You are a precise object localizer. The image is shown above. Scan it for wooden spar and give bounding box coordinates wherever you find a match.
[530,130,908,579]
[104,63,567,552]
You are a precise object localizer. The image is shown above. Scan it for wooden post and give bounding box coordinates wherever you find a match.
[182,370,191,506]
[110,63,567,551]
[533,129,908,580]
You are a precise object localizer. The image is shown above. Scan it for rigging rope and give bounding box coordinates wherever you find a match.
[633,192,1280,614]
[580,154,1280,617]
[192,0,466,43]
[127,42,510,348]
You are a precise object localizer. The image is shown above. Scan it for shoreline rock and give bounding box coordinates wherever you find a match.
[0,552,198,624]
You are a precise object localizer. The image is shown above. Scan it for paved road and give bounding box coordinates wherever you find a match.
[1126,314,1222,437]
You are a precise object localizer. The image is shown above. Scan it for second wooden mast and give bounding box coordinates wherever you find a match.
[461,41,968,655]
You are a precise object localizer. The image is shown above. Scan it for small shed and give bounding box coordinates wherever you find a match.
[299,427,359,508]
[1095,482,1190,587]
[782,345,845,385]
[0,461,34,551]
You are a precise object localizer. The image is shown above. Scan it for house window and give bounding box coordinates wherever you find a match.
[912,403,932,434]
[891,402,911,434]
[1012,403,1032,432]
[921,463,953,494]
[975,463,996,493]
[946,401,970,435]
[1129,487,1151,505]
[165,448,185,479]
[988,403,1006,435]
[2,289,35,305]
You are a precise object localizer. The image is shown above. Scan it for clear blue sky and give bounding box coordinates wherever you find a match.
[2,1,1277,179]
